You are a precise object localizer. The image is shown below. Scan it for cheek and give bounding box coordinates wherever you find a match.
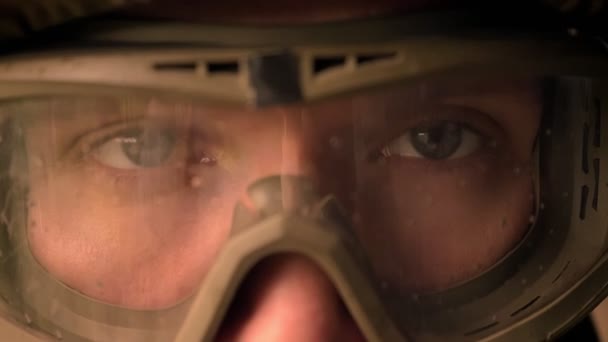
[22,119,293,310]
[356,157,534,292]
[26,168,238,309]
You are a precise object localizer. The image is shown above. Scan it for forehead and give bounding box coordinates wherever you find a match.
[119,0,455,24]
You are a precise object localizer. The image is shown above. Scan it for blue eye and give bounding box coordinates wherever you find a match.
[381,121,482,160]
[93,126,176,169]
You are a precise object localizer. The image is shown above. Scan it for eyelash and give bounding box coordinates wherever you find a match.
[378,121,485,161]
[367,111,501,163]
[68,120,194,171]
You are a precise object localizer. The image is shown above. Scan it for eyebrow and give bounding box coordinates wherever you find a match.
[411,77,540,100]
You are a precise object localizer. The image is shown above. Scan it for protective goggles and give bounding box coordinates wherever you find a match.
[0,17,607,342]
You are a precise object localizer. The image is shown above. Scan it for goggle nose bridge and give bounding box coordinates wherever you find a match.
[230,175,352,235]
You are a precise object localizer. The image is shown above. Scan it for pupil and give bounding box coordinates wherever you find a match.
[411,122,462,160]
[121,127,175,167]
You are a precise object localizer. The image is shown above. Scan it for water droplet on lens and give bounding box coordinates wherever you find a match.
[190,176,202,188]
[80,144,91,154]
[528,215,536,224]
[381,281,388,290]
[562,192,569,198]
[108,195,120,205]
[545,129,552,136]
[32,156,43,168]
[540,202,545,210]
[539,265,544,271]
[24,282,39,295]
[0,212,8,225]
[513,167,522,175]
[6,224,13,237]
[488,140,498,148]
[299,206,311,216]
[50,299,60,315]
[411,293,419,301]
[198,154,217,166]
[521,278,528,285]
[24,313,32,324]
[329,136,342,149]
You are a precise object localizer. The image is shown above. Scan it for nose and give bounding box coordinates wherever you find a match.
[247,109,317,179]
[214,112,363,341]
[216,255,366,342]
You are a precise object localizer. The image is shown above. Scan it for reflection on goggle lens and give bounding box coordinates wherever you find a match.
[8,77,540,310]
[95,125,177,169]
[0,75,562,342]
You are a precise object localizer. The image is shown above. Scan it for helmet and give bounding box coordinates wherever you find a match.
[0,1,607,341]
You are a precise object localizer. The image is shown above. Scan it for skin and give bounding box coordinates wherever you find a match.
[19,2,542,341]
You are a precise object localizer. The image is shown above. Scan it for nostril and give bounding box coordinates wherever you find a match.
[214,254,367,342]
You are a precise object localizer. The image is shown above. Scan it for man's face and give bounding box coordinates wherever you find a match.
[12,2,542,341]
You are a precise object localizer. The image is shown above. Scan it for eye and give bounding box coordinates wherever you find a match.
[380,121,482,160]
[92,126,177,169]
